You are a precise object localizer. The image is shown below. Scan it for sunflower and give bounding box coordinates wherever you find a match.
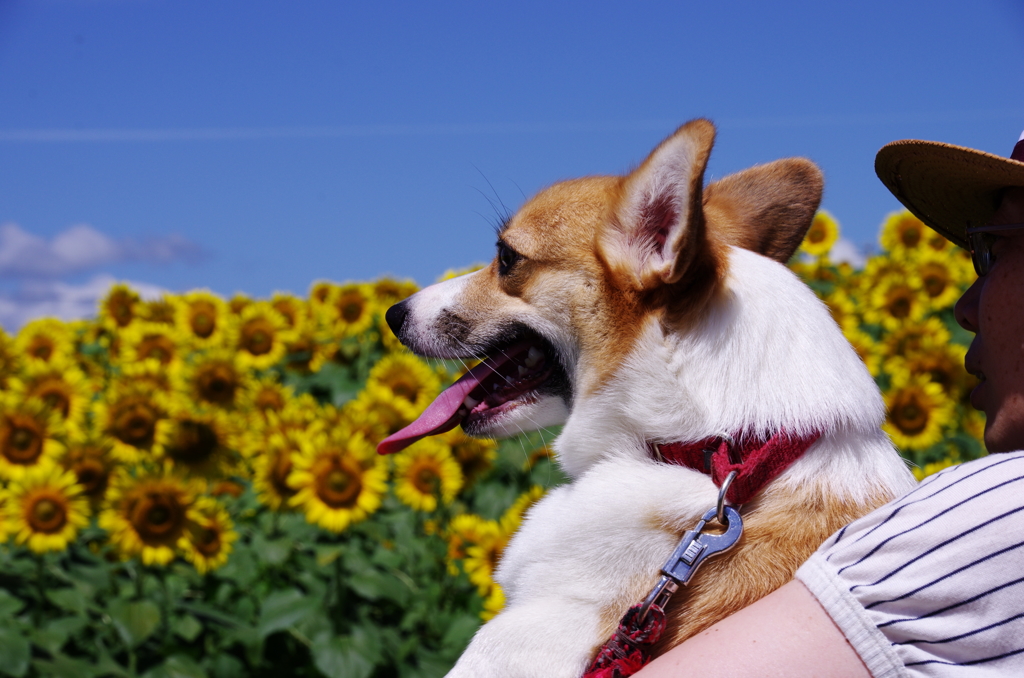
[252,430,310,510]
[366,352,441,413]
[15,318,75,366]
[445,513,490,572]
[915,250,972,308]
[308,280,337,308]
[461,519,507,595]
[93,387,170,464]
[176,350,253,411]
[393,440,464,512]
[6,463,90,554]
[62,432,117,507]
[345,383,418,443]
[159,404,240,479]
[175,290,229,348]
[281,326,331,374]
[913,455,960,481]
[141,296,179,325]
[821,287,859,331]
[372,277,418,306]
[230,301,292,370]
[329,283,377,338]
[481,584,505,621]
[500,485,546,534]
[99,283,141,331]
[842,327,884,377]
[181,496,238,574]
[883,373,956,451]
[440,428,497,486]
[287,431,387,533]
[120,321,184,367]
[886,343,971,403]
[270,293,307,331]
[10,360,92,436]
[963,409,986,444]
[99,467,202,566]
[881,317,951,360]
[0,393,66,480]
[118,358,174,395]
[242,377,294,421]
[879,210,928,259]
[800,211,840,258]
[0,328,21,388]
[865,276,926,331]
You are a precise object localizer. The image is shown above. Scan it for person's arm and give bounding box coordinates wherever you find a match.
[634,580,871,678]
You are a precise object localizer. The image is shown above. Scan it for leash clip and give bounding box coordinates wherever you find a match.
[638,504,743,621]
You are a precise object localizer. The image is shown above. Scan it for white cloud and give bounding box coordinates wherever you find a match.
[0,274,168,331]
[0,222,202,278]
[829,238,867,268]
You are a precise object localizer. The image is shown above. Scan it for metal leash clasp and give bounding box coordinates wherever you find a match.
[638,473,743,621]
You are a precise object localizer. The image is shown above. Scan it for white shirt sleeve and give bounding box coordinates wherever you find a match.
[796,451,1024,677]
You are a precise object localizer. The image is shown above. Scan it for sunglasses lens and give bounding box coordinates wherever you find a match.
[969,231,993,276]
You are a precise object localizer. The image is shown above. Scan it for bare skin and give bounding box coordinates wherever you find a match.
[636,187,1024,677]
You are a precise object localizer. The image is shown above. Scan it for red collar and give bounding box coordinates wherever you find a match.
[654,429,821,504]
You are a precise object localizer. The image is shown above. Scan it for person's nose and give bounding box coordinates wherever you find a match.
[955,276,982,333]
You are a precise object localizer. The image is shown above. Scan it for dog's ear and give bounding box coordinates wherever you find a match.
[703,158,824,263]
[599,119,716,289]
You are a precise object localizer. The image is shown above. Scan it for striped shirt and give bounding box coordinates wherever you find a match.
[796,451,1024,677]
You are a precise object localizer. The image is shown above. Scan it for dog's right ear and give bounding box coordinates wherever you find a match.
[599,119,716,290]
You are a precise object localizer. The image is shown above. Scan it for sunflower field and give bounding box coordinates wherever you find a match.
[0,209,980,678]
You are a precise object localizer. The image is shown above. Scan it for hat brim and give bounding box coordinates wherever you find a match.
[875,140,1024,250]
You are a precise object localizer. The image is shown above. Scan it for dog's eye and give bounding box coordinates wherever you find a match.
[496,241,521,276]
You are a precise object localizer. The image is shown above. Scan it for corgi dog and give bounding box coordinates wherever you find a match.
[379,119,915,677]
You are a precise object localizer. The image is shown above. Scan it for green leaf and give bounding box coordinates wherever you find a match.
[257,588,318,638]
[311,636,373,678]
[0,590,25,618]
[108,599,162,649]
[46,587,88,616]
[315,545,343,566]
[206,654,244,678]
[32,616,88,655]
[141,655,208,678]
[0,626,30,677]
[30,653,98,678]
[173,614,204,642]
[253,535,292,567]
[440,613,480,654]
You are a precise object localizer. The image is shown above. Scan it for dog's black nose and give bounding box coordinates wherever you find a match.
[385,300,410,338]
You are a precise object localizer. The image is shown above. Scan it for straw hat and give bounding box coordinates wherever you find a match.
[875,132,1024,249]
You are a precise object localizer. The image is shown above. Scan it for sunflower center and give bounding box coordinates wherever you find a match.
[412,466,440,495]
[893,394,929,435]
[193,526,222,556]
[921,268,948,298]
[316,461,362,508]
[75,458,109,497]
[256,388,285,412]
[109,292,136,327]
[241,319,275,356]
[29,497,67,533]
[131,493,185,542]
[340,299,364,323]
[807,224,826,244]
[270,450,296,499]
[29,340,55,361]
[191,307,216,338]
[168,421,219,464]
[112,400,158,447]
[887,290,913,319]
[392,381,418,402]
[35,382,72,418]
[899,226,922,248]
[139,336,175,364]
[4,421,43,464]
[196,364,238,405]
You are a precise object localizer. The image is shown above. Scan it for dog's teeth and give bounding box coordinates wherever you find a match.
[525,347,543,367]
[464,396,479,409]
[518,365,528,376]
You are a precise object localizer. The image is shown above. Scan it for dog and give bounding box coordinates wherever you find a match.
[379,119,915,677]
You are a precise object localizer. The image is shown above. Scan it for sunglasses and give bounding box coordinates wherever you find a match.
[966,223,1024,276]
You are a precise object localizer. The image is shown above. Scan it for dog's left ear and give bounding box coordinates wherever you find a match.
[599,119,716,289]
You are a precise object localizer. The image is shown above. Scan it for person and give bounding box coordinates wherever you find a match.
[635,131,1024,677]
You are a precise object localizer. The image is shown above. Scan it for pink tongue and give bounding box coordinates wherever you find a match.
[377,354,512,455]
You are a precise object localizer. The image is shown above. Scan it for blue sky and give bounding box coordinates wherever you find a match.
[0,0,1022,329]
